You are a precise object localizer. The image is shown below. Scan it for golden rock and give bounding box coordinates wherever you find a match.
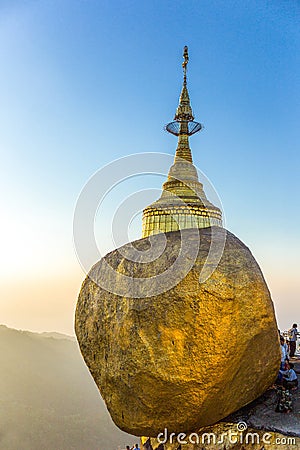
[75,228,280,437]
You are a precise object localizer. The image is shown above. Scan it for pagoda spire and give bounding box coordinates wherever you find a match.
[175,45,194,123]
[141,47,222,238]
[165,46,202,165]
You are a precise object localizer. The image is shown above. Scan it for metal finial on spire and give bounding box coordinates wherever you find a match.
[182,45,189,84]
[165,46,203,137]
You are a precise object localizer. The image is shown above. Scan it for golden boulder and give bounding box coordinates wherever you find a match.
[75,227,280,437]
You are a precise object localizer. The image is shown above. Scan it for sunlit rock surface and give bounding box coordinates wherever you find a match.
[142,369,300,449]
[75,227,280,436]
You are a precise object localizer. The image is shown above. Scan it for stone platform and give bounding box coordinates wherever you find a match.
[141,355,300,449]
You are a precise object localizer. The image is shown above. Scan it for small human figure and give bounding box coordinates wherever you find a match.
[280,362,298,390]
[280,336,289,369]
[126,446,131,450]
[289,323,298,357]
[276,336,289,384]
[131,445,140,450]
[280,336,290,364]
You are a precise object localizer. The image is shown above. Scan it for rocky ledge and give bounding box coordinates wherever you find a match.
[142,357,300,449]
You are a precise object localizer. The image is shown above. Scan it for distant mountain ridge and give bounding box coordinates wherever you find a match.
[0,324,136,450]
[37,330,75,341]
[0,325,75,341]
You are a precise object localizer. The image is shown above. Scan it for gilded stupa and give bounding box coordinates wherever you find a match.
[75,46,280,438]
[142,46,222,238]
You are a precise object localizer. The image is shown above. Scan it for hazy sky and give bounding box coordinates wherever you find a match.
[0,0,299,335]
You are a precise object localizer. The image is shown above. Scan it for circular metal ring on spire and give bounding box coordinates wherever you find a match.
[165,121,203,136]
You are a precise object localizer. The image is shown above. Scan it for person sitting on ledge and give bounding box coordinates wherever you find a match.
[280,362,298,390]
[275,337,289,385]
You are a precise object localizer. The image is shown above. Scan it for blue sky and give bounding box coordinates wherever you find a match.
[0,0,299,334]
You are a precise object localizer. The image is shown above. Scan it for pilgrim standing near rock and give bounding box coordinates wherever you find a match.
[289,323,298,358]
